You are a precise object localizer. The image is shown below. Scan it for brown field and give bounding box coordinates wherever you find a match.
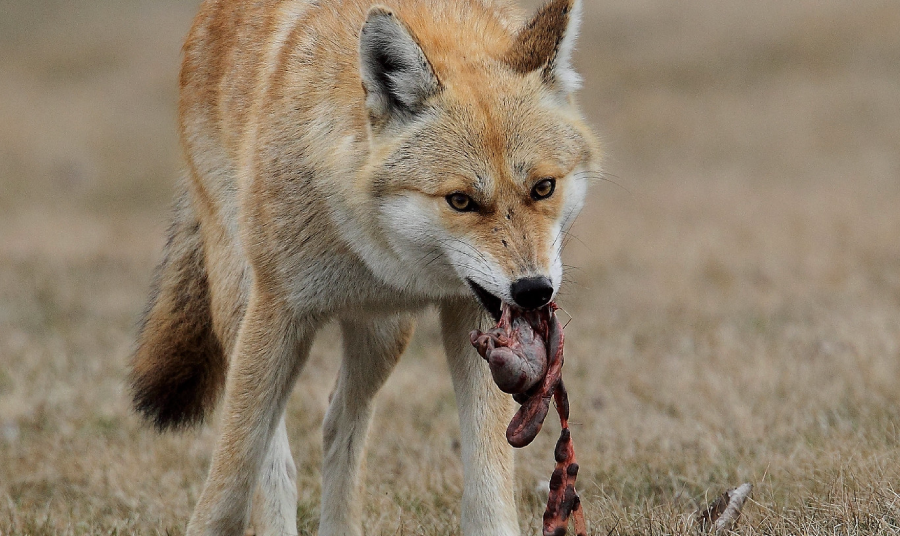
[2,0,899,534]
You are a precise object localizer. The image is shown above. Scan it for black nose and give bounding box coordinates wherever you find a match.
[510,276,554,310]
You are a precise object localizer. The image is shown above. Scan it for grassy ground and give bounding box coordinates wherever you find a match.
[2,0,899,534]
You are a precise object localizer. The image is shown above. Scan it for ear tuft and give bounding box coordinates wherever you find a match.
[504,0,582,93]
[359,7,440,123]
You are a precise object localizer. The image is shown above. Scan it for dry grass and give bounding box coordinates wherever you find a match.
[2,0,900,534]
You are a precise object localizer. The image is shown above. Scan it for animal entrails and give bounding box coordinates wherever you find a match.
[129,0,601,534]
[471,303,587,535]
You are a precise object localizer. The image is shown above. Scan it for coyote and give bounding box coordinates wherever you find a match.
[130,0,600,533]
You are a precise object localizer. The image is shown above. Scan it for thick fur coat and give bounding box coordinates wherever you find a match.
[130,0,600,533]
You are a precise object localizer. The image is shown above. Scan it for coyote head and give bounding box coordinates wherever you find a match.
[360,0,600,318]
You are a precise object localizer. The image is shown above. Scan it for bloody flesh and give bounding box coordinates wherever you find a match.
[470,303,587,536]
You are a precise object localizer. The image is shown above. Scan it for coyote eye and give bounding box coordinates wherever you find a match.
[531,178,556,200]
[447,192,477,212]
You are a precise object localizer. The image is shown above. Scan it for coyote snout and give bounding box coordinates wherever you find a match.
[510,276,554,309]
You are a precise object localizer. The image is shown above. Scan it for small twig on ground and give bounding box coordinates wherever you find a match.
[695,483,753,535]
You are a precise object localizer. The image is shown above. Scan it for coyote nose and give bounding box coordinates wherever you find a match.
[510,276,554,310]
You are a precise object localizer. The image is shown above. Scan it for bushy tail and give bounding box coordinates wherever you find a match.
[129,191,226,431]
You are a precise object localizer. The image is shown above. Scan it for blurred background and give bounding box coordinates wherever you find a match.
[1,0,899,533]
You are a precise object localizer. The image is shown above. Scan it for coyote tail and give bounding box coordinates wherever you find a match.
[129,190,226,431]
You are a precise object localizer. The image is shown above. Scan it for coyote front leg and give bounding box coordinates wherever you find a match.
[187,289,315,536]
[440,299,520,536]
[318,314,415,536]
[250,414,298,536]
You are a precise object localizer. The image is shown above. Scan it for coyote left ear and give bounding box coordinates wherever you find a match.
[360,7,440,124]
[504,0,582,93]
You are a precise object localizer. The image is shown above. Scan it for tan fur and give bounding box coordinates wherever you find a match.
[130,189,227,430]
[131,0,600,534]
[504,0,572,76]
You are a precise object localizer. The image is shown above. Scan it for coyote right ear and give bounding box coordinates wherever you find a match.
[359,7,441,124]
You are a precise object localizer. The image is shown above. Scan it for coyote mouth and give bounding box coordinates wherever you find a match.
[466,279,503,322]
